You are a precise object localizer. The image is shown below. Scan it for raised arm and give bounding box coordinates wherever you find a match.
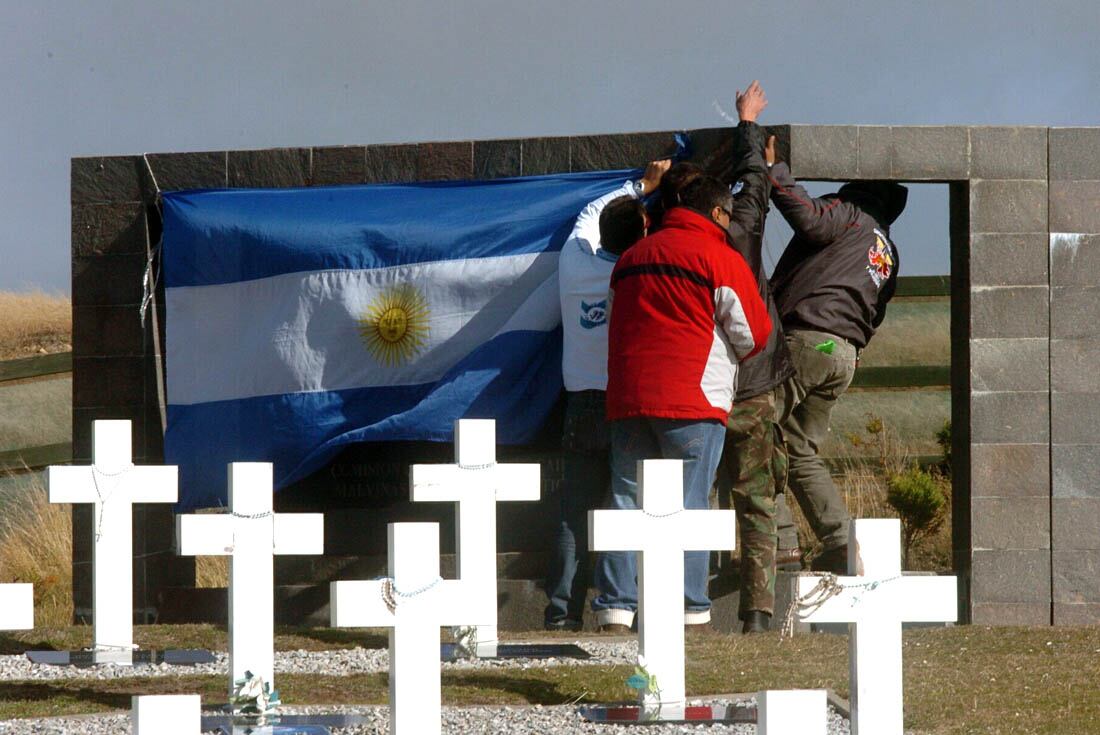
[567,160,669,255]
[768,161,859,247]
[724,81,772,245]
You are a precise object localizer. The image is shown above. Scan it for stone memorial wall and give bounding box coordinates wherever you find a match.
[70,124,1100,626]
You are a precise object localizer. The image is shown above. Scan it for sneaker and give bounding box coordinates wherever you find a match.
[741,610,771,634]
[597,623,632,635]
[810,545,849,575]
[544,618,583,632]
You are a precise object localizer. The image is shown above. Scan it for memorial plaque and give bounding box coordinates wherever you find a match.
[579,702,755,724]
[26,648,216,667]
[440,642,590,661]
[204,713,367,733]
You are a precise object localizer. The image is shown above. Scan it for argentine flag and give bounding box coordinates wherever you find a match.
[162,169,636,508]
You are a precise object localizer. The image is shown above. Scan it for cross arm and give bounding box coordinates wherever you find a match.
[273,513,324,555]
[492,464,540,502]
[46,466,177,504]
[330,580,394,628]
[176,514,235,556]
[589,509,650,552]
[678,510,736,551]
[47,466,98,503]
[0,584,33,630]
[797,574,958,624]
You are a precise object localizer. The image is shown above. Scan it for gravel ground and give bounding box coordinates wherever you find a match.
[0,640,638,681]
[0,642,853,733]
[0,702,852,734]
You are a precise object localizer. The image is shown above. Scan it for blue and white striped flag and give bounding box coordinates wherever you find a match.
[162,170,635,508]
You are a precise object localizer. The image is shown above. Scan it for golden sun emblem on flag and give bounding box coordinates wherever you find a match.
[358,285,430,366]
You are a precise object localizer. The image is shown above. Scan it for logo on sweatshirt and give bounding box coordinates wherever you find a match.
[580,299,608,329]
[867,230,895,288]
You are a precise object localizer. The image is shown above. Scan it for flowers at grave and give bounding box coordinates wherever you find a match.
[230,670,281,715]
[625,659,661,704]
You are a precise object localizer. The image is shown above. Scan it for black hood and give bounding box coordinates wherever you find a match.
[834,180,909,226]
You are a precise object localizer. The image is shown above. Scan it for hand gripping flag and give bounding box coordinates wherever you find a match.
[162,170,637,508]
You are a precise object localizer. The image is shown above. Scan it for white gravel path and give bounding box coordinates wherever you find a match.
[0,640,639,681]
[0,642,854,733]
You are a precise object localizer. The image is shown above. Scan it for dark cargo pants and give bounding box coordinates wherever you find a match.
[716,392,786,617]
[774,329,857,552]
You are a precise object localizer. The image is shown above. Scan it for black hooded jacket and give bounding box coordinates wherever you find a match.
[767,163,907,350]
[714,121,794,401]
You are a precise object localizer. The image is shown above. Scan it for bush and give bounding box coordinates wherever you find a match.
[886,466,946,567]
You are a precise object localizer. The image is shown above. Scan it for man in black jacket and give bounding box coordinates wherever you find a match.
[663,81,794,633]
[767,160,908,573]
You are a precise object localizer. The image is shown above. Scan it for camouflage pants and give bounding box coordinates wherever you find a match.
[715,392,787,617]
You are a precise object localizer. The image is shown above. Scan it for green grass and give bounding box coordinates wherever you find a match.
[2,626,1100,733]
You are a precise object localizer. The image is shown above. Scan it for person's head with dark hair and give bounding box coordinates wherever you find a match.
[835,180,909,228]
[658,162,704,212]
[678,175,735,229]
[599,196,649,256]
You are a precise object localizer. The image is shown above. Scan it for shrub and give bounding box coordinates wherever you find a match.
[887,466,946,567]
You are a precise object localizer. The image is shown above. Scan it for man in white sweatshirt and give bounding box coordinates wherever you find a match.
[544,159,670,630]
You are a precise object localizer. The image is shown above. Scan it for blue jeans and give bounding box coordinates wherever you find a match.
[592,417,726,625]
[544,391,611,626]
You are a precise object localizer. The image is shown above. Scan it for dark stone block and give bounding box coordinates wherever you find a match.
[474,140,521,179]
[970,391,1049,444]
[145,151,226,191]
[73,306,146,357]
[1053,550,1100,603]
[417,141,473,181]
[970,286,1048,339]
[970,443,1050,498]
[969,127,1047,180]
[970,180,1047,234]
[228,148,311,188]
[1054,603,1100,625]
[1049,127,1100,181]
[364,144,418,183]
[1052,392,1100,444]
[971,497,1049,551]
[970,338,1047,392]
[1051,234,1100,286]
[789,125,856,180]
[71,156,144,205]
[971,602,1050,625]
[1052,498,1100,551]
[1052,444,1100,498]
[312,146,366,186]
[570,132,678,173]
[71,202,147,258]
[971,549,1050,603]
[1051,339,1100,392]
[72,357,146,408]
[520,137,570,176]
[891,126,969,180]
[71,254,147,307]
[856,126,892,178]
[1050,180,1100,233]
[968,234,1048,287]
[1052,286,1100,339]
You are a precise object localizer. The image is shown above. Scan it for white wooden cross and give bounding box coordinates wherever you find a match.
[132,694,200,735]
[588,459,736,711]
[0,584,33,630]
[757,690,827,734]
[176,462,323,695]
[795,518,957,735]
[47,420,177,651]
[410,419,539,652]
[331,522,488,735]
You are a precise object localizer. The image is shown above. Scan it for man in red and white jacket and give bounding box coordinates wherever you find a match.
[593,175,772,632]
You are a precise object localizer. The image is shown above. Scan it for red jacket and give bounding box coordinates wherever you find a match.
[606,207,772,422]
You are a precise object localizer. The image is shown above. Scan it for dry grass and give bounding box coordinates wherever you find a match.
[0,291,71,361]
[0,471,73,627]
[790,414,953,572]
[196,556,229,588]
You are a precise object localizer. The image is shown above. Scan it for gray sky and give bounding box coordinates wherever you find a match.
[2,1,1098,292]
